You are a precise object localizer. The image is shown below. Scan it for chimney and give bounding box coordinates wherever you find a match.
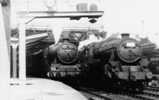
[121,33,130,39]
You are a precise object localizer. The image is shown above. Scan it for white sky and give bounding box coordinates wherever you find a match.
[11,0,159,46]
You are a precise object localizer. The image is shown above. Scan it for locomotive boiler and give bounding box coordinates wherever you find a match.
[81,33,153,88]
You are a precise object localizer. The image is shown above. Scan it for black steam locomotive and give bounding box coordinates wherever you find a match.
[80,33,153,89]
[44,29,89,79]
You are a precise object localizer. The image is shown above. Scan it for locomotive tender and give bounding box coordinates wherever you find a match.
[81,33,153,88]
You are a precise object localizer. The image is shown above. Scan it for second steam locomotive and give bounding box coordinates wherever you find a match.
[80,33,153,89]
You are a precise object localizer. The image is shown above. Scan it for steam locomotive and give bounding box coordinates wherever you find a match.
[44,29,89,79]
[80,33,153,89]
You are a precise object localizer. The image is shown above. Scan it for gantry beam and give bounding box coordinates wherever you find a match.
[18,11,104,18]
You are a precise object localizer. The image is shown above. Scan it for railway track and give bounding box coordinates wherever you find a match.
[119,90,158,100]
[145,87,159,92]
[136,86,159,100]
[145,86,159,92]
[78,87,112,100]
[117,86,159,100]
[77,86,159,100]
